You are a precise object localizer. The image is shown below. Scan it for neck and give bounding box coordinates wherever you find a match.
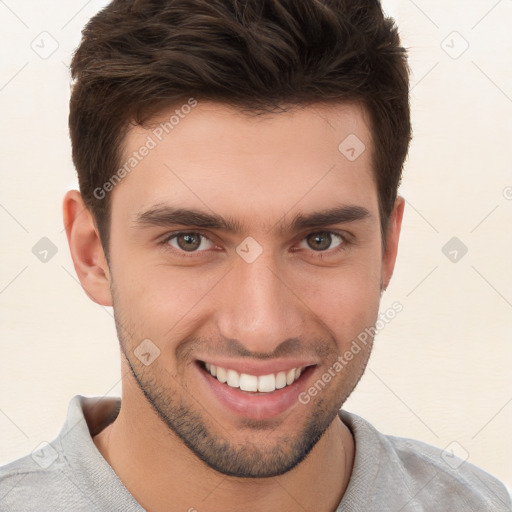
[93,376,354,512]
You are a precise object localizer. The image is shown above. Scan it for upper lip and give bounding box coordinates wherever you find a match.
[197,358,316,376]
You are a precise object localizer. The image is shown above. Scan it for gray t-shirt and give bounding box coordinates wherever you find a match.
[1,395,510,511]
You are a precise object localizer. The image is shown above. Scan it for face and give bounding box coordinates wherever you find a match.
[102,101,401,477]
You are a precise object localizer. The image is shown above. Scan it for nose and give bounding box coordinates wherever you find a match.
[214,248,305,355]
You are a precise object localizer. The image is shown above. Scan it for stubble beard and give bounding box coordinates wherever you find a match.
[111,290,372,478]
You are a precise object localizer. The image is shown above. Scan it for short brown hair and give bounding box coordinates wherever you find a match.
[69,0,411,255]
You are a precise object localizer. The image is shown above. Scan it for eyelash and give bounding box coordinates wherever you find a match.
[159,230,350,259]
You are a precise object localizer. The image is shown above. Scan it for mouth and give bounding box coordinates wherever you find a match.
[201,361,308,394]
[195,359,316,420]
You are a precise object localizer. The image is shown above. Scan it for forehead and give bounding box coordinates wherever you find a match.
[111,101,377,229]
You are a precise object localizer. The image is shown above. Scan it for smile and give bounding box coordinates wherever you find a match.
[204,362,306,393]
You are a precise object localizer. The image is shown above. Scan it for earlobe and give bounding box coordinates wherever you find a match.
[381,196,405,291]
[63,190,112,306]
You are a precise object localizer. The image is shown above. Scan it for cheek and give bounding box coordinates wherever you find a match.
[110,228,383,355]
[295,259,382,345]
[113,262,225,341]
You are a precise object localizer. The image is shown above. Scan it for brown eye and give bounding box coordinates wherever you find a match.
[300,231,345,252]
[166,232,214,253]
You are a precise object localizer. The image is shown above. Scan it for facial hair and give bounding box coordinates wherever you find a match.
[112,289,372,478]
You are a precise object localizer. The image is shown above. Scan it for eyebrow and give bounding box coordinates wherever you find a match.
[133,204,371,236]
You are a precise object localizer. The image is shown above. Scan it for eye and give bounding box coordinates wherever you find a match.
[160,230,349,259]
[298,231,346,253]
[163,232,215,254]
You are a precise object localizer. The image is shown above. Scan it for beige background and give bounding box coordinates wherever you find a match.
[1,0,511,492]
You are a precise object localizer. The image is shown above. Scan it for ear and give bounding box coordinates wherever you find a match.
[63,190,112,306]
[381,196,405,291]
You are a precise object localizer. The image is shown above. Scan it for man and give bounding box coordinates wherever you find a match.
[0,0,510,510]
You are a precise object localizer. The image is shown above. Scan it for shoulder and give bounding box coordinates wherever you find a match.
[0,395,139,512]
[0,441,94,512]
[387,434,510,508]
[339,410,511,511]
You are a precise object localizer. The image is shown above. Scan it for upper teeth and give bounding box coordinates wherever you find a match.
[204,363,304,393]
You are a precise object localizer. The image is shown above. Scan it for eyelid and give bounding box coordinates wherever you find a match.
[292,230,351,257]
[159,229,351,256]
[296,230,346,248]
[160,231,217,256]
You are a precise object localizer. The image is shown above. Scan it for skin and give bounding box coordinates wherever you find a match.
[63,101,404,512]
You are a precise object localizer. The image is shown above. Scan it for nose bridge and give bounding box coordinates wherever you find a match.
[216,250,304,354]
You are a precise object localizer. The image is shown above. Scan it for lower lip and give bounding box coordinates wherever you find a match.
[197,363,314,421]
